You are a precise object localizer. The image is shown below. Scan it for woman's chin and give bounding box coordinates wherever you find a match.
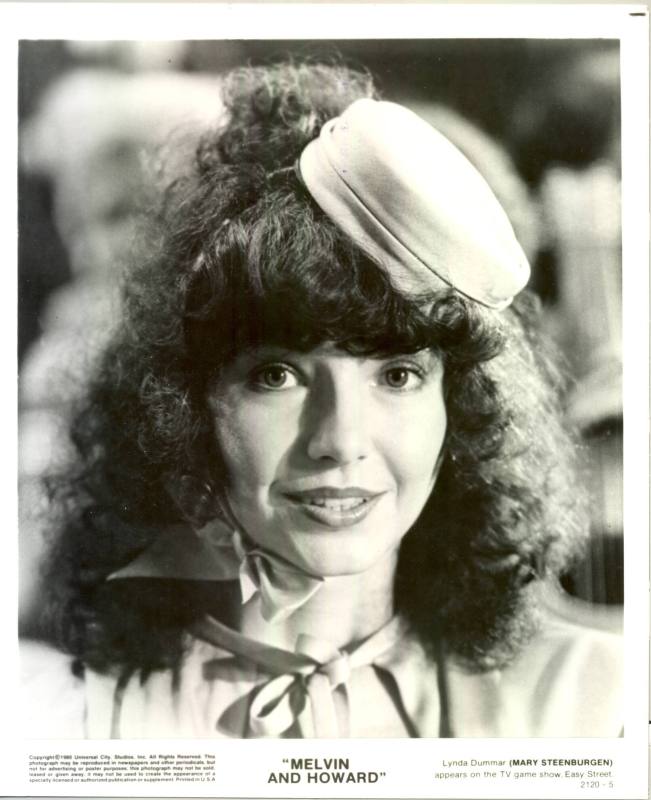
[238,498,408,579]
[273,527,402,580]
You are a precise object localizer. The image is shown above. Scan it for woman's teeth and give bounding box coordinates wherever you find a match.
[286,491,381,528]
[305,497,368,510]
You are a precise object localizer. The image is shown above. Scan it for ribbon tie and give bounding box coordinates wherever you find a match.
[192,614,406,738]
[250,635,351,737]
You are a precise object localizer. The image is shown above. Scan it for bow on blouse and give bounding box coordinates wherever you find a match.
[192,614,406,738]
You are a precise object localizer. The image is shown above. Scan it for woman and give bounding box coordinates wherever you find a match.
[22,62,622,738]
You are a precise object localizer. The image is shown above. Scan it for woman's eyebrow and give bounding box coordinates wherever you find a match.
[369,348,441,366]
[239,346,297,363]
[220,347,298,377]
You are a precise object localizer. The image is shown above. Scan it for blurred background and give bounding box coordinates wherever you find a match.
[18,39,622,637]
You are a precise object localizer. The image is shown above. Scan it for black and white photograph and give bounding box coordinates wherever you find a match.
[5,3,649,798]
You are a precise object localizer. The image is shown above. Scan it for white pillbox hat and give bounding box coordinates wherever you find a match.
[298,98,530,310]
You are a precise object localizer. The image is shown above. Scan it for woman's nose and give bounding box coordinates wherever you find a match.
[305,374,369,464]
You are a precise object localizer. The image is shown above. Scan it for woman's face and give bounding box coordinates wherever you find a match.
[209,342,446,577]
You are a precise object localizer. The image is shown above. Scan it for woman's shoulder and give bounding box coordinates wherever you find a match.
[525,613,622,680]
[20,640,87,738]
[495,614,623,736]
[383,613,623,737]
[533,613,622,665]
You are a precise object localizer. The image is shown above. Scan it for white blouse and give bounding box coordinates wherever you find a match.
[20,614,622,739]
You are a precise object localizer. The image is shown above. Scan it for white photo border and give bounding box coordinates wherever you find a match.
[3,4,648,799]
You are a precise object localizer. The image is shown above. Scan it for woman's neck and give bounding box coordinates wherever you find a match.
[237,548,399,652]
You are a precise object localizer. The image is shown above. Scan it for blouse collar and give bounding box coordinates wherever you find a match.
[106,525,444,737]
[107,523,324,622]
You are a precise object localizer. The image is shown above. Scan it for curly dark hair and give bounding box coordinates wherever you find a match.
[43,62,588,676]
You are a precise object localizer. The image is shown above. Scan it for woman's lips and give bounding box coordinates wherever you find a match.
[282,487,385,528]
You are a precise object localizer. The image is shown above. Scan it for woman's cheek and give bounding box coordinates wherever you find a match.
[214,399,300,490]
[385,394,447,486]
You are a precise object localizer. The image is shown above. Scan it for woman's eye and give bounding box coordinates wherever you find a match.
[251,364,299,391]
[382,366,423,390]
